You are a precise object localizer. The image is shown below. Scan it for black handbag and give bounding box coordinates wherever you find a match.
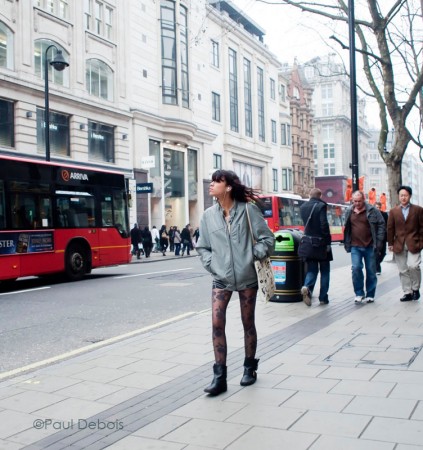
[298,204,327,261]
[298,235,327,260]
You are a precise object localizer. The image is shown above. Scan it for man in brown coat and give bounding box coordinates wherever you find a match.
[387,186,423,301]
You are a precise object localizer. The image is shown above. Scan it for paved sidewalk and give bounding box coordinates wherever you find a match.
[129,248,198,264]
[1,257,423,449]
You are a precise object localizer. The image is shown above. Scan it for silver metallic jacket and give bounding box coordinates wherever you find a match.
[196,201,275,291]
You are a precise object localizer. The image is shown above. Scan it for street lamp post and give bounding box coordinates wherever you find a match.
[44,45,69,161]
[348,0,359,192]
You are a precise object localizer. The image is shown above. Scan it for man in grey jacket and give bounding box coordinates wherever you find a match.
[344,190,386,304]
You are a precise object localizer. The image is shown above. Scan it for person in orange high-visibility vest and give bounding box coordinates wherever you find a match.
[345,186,352,203]
[368,187,376,205]
[380,192,387,211]
[345,179,353,203]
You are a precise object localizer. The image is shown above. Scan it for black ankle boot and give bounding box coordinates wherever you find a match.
[240,357,259,386]
[204,363,227,396]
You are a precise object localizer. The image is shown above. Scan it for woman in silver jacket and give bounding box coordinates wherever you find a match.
[196,170,274,396]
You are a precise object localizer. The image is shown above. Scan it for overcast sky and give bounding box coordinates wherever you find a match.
[233,0,341,64]
[232,0,384,128]
[230,1,423,158]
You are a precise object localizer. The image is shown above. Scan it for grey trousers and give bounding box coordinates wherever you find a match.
[394,243,422,293]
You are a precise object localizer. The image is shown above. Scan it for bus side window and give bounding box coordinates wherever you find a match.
[36,197,52,228]
[55,198,69,227]
[101,195,113,227]
[12,194,36,229]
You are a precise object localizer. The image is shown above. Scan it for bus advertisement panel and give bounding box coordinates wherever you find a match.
[258,194,346,242]
[0,155,131,284]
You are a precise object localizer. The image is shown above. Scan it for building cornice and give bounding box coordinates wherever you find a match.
[131,109,217,143]
[227,144,273,164]
[206,4,280,67]
[1,75,132,119]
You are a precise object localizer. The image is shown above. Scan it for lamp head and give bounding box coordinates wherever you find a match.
[50,50,69,71]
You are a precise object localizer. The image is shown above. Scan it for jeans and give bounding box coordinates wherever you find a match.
[181,241,190,255]
[174,243,181,256]
[304,260,330,302]
[351,246,377,298]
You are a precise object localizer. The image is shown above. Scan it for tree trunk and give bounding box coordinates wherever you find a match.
[385,158,401,209]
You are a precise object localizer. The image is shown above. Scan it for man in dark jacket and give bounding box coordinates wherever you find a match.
[344,190,386,304]
[180,225,191,256]
[130,223,142,259]
[299,188,332,306]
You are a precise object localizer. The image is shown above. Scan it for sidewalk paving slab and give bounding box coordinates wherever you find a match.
[1,258,423,449]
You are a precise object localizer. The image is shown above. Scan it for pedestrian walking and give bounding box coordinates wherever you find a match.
[151,225,160,252]
[368,187,377,205]
[130,223,142,259]
[193,227,200,245]
[173,228,181,256]
[180,225,191,256]
[169,226,175,252]
[159,225,168,256]
[299,188,332,306]
[380,192,387,212]
[387,186,423,301]
[343,190,386,304]
[375,201,388,275]
[141,226,153,258]
[196,169,274,396]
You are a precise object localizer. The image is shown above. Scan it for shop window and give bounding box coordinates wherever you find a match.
[0,99,14,147]
[36,107,70,156]
[88,121,114,163]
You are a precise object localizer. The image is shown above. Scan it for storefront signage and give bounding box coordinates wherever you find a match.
[0,231,54,255]
[141,156,155,169]
[136,183,153,194]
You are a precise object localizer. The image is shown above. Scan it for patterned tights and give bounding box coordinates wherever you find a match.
[211,287,258,365]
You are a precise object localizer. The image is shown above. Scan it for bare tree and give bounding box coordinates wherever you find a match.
[259,0,423,206]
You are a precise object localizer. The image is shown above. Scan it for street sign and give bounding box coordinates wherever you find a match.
[136,182,153,194]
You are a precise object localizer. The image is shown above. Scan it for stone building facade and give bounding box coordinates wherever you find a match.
[0,0,294,228]
[284,62,314,198]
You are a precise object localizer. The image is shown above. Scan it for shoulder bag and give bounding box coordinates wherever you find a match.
[297,204,327,261]
[245,204,275,303]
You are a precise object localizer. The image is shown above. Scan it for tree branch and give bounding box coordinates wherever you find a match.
[329,35,385,63]
[256,0,373,27]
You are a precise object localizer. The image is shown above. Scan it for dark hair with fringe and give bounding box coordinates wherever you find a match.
[211,169,260,203]
[397,185,412,196]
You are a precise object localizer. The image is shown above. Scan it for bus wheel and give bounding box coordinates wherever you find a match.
[65,245,87,281]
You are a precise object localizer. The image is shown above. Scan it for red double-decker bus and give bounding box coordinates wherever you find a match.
[0,155,131,284]
[258,194,347,242]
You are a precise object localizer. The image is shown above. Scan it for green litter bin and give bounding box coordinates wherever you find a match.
[270,229,304,302]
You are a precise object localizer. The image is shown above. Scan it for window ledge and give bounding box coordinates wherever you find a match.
[85,31,116,49]
[34,7,73,28]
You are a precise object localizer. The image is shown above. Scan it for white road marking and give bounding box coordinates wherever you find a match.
[0,312,197,381]
[115,267,193,279]
[0,286,50,296]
